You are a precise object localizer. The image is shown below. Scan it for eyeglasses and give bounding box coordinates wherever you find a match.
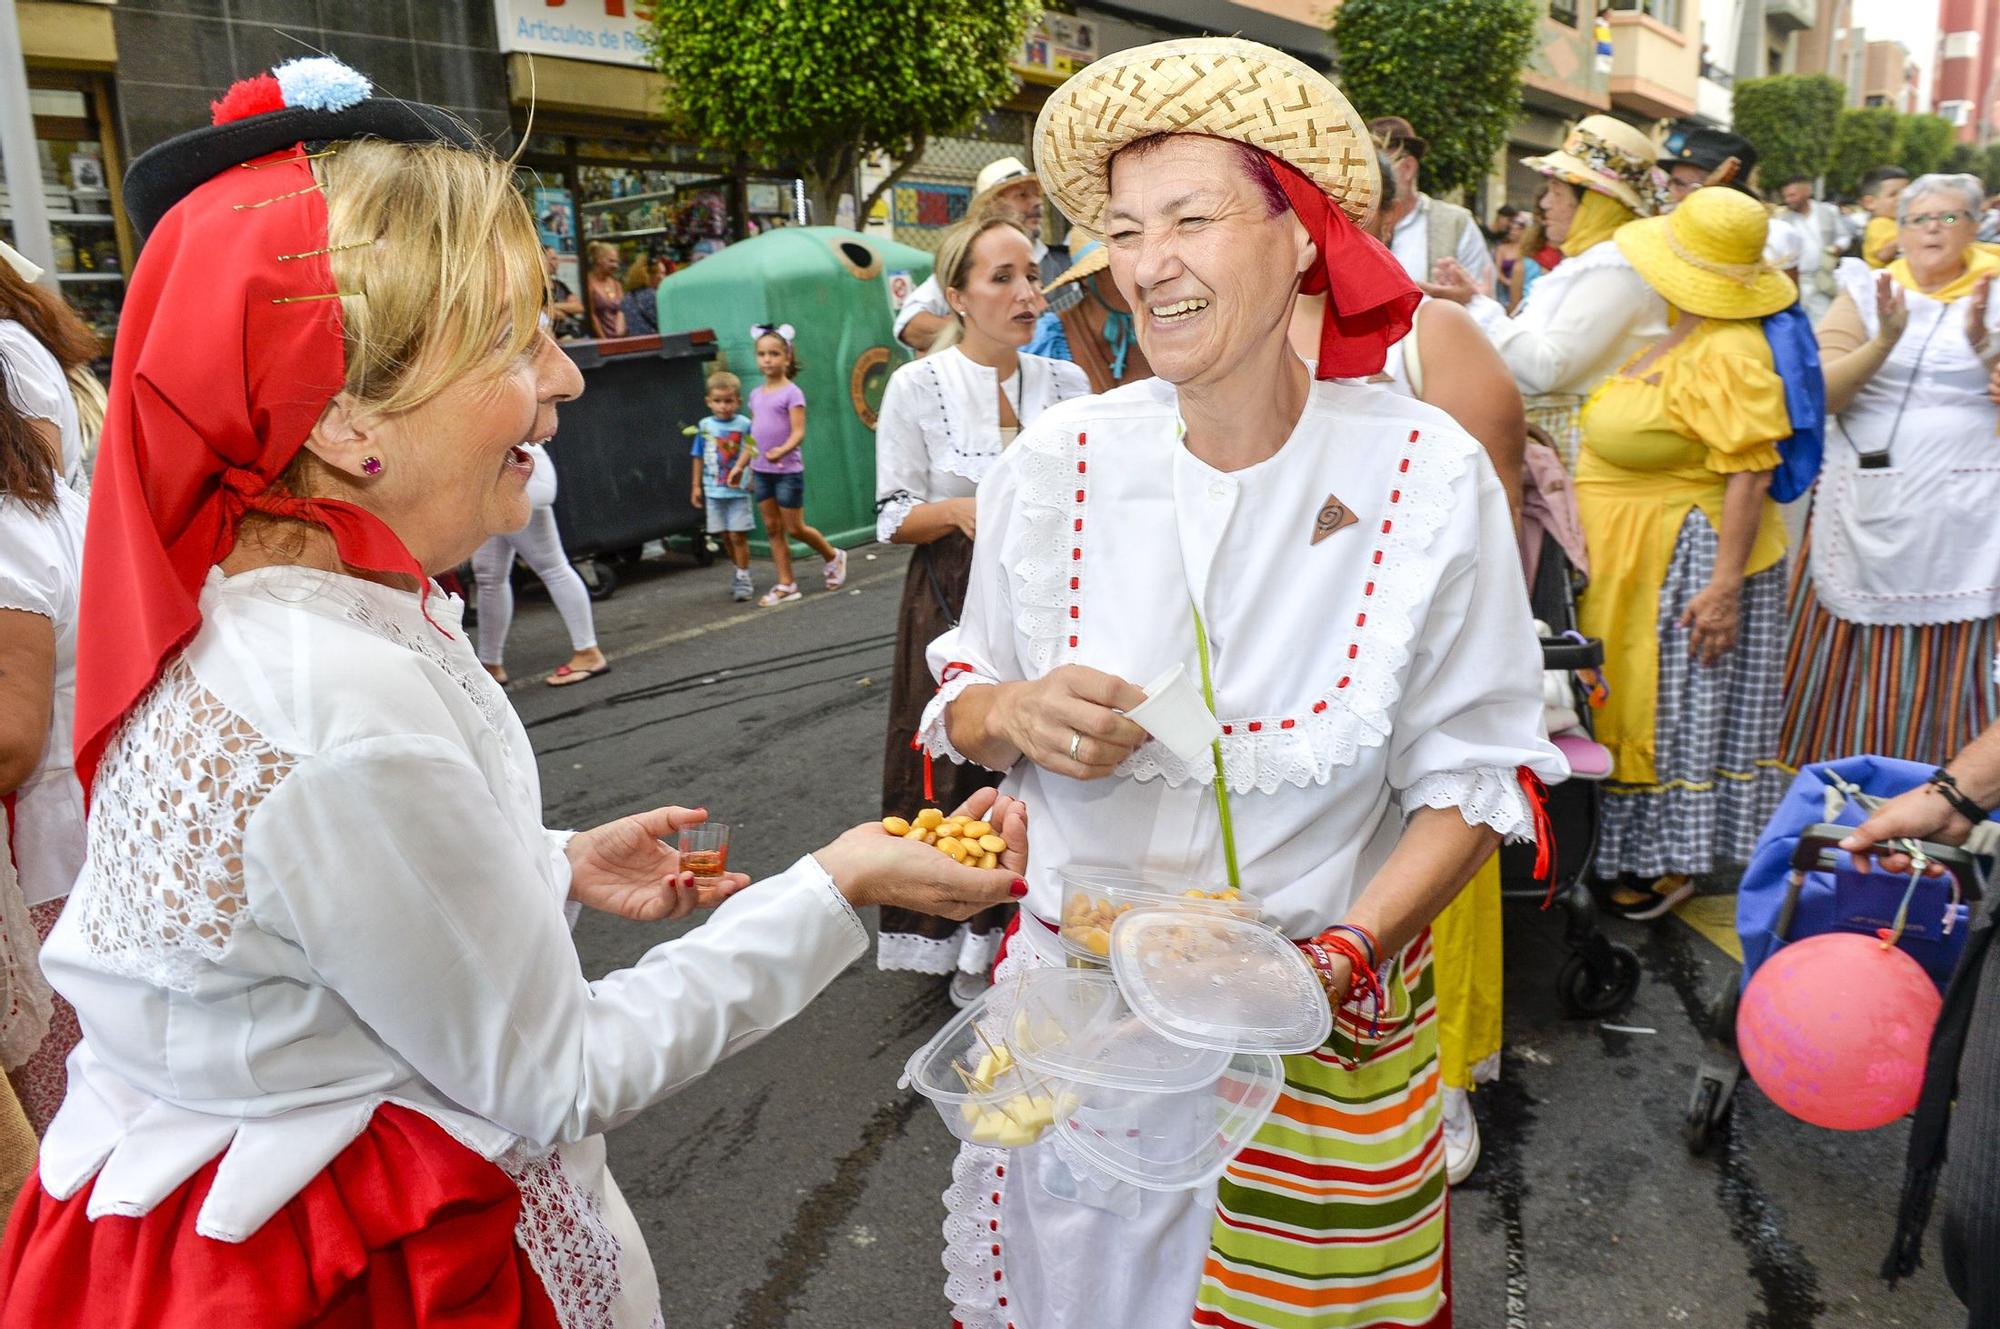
[1903,212,1969,229]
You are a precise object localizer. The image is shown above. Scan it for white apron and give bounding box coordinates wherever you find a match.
[1815,259,2000,625]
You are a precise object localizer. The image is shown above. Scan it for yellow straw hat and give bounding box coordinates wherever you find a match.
[1033,37,1378,234]
[1522,115,1658,214]
[1042,233,1108,293]
[1614,186,1796,320]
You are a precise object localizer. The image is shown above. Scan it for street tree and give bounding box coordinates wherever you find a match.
[645,0,1039,228]
[1329,0,1540,200]
[1823,106,1900,198]
[1896,114,1957,180]
[1732,74,1845,188]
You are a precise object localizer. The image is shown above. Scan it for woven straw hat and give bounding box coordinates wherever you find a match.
[1043,234,1108,293]
[1522,114,1658,213]
[1034,37,1379,233]
[1614,185,1794,320]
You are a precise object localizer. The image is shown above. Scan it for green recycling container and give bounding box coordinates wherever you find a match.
[655,227,934,552]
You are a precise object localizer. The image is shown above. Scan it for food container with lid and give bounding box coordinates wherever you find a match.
[1005,968,1287,1191]
[1051,1047,1284,1191]
[901,975,1080,1149]
[1056,865,1259,963]
[1109,909,1333,1055]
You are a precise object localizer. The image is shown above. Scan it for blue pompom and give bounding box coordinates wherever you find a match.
[273,57,372,114]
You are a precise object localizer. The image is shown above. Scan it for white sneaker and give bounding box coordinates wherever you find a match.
[948,969,991,1009]
[731,571,753,602]
[1443,1086,1481,1185]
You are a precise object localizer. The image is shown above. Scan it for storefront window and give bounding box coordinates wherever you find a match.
[0,75,133,355]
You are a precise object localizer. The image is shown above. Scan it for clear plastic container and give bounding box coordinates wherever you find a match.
[1109,909,1333,1055]
[901,974,1081,1149]
[1008,968,1232,1093]
[1052,1049,1284,1191]
[1056,865,1259,963]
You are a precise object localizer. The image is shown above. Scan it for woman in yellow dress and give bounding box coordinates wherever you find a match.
[1577,186,1800,918]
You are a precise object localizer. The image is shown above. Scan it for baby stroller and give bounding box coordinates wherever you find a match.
[1683,755,1984,1154]
[1498,431,1640,1017]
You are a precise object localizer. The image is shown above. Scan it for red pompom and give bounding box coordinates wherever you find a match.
[211,74,285,126]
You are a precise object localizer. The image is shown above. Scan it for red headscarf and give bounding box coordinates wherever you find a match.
[72,144,429,798]
[1261,153,1421,379]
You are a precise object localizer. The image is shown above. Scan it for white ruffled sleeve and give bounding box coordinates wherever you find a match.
[246,736,868,1146]
[874,365,929,544]
[918,450,1025,770]
[1387,454,1566,842]
[0,500,67,620]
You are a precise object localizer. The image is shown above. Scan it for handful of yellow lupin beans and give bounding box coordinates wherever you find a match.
[882,807,1009,870]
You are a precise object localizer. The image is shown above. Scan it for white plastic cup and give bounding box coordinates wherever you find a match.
[1124,664,1223,765]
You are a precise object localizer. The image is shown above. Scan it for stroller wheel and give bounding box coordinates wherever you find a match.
[1684,1076,1726,1155]
[1556,943,1640,1017]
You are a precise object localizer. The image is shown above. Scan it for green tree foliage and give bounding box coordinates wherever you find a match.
[645,0,1040,228]
[1982,145,2000,194]
[1824,106,1899,198]
[1731,75,1845,188]
[1329,0,1540,199]
[1946,142,1981,178]
[1896,114,1958,180]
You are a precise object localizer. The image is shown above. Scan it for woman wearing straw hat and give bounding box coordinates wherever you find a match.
[922,37,1562,1329]
[1574,186,1799,917]
[1780,172,2000,773]
[874,217,1088,1002]
[1434,116,1666,472]
[1024,234,1153,393]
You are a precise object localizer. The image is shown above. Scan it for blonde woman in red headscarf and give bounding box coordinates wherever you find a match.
[921,38,1561,1329]
[0,61,1026,1328]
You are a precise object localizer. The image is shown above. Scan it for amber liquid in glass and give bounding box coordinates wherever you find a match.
[683,848,728,880]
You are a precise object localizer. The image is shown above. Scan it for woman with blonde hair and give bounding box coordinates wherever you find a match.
[873,216,1087,1002]
[584,238,625,338]
[0,60,1027,1325]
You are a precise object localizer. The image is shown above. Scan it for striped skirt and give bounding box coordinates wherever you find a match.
[1195,933,1446,1329]
[1596,511,1792,879]
[1780,528,2000,769]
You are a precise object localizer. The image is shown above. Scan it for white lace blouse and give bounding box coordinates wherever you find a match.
[920,377,1566,938]
[37,566,868,1321]
[1464,240,1667,398]
[874,347,1090,543]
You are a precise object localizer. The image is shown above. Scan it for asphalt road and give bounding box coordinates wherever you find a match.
[494,541,1963,1329]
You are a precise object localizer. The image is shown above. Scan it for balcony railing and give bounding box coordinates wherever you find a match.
[1700,58,1735,88]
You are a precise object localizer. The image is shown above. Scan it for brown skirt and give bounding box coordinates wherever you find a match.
[877,534,1009,974]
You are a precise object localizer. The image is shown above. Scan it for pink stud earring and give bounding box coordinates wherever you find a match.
[361,456,383,476]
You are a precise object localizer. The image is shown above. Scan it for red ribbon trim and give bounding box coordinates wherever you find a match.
[1519,765,1558,906]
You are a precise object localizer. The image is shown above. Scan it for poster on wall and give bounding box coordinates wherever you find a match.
[1013,13,1097,81]
[891,183,972,230]
[532,186,576,254]
[493,0,655,68]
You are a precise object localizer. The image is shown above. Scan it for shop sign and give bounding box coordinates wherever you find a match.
[494,0,655,68]
[1013,13,1097,81]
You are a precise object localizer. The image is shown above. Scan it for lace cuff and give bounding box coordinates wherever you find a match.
[876,491,920,545]
[1400,767,1536,842]
[916,672,992,768]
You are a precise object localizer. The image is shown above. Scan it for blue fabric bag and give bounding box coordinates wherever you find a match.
[1760,303,1825,504]
[1736,755,1975,992]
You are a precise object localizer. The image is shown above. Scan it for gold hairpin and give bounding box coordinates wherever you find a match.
[269,291,355,305]
[276,240,372,263]
[239,147,340,170]
[234,182,325,211]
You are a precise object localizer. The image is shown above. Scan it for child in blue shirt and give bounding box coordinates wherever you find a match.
[690,370,756,600]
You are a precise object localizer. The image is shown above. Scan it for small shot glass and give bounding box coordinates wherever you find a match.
[677,822,731,885]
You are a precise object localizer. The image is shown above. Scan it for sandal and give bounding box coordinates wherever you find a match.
[1607,873,1695,921]
[546,662,612,687]
[824,549,848,591]
[759,583,801,607]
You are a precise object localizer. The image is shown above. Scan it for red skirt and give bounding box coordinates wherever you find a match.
[0,1104,559,1328]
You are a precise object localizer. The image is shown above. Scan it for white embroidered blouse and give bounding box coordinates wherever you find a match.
[920,377,1565,938]
[37,566,869,1324]
[874,347,1090,543]
[1464,240,1667,398]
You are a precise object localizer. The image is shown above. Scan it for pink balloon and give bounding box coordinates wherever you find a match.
[1737,932,1943,1132]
